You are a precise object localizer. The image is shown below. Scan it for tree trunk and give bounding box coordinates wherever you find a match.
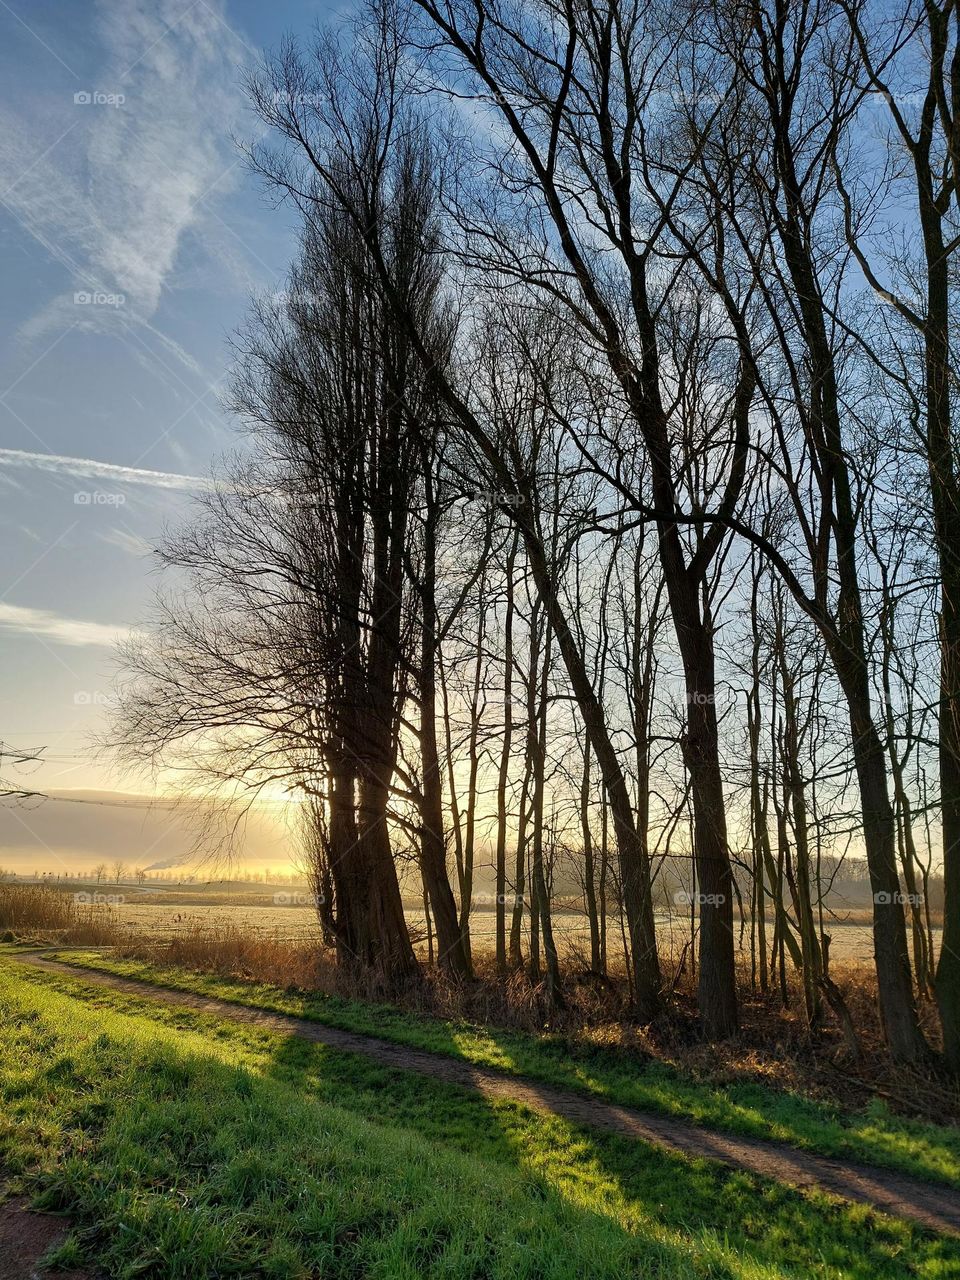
[581,741,602,972]
[669,575,738,1038]
[528,628,563,1005]
[352,775,418,985]
[520,518,662,1018]
[919,206,960,1069]
[772,110,929,1062]
[494,532,519,974]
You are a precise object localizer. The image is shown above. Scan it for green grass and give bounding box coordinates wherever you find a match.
[1,957,958,1278]
[38,944,960,1191]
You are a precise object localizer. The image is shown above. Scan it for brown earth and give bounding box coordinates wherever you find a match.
[0,1196,96,1280]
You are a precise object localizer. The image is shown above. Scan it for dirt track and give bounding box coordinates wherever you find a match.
[0,1195,97,1280]
[10,950,960,1237]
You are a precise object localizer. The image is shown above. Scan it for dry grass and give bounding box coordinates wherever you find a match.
[0,884,123,947]
[116,923,335,990]
[113,925,640,1032]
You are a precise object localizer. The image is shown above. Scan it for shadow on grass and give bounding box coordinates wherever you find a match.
[9,957,960,1277]
[48,950,960,1192]
[261,1029,959,1280]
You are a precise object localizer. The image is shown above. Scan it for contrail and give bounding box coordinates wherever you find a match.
[0,447,210,491]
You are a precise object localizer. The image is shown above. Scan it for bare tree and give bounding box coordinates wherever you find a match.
[829,0,960,1068]
[112,136,462,989]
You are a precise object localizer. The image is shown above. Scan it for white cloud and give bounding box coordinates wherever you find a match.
[0,0,252,343]
[0,447,208,490]
[0,602,137,647]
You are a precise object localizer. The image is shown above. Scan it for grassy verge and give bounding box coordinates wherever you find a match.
[2,956,958,1278]
[31,944,960,1191]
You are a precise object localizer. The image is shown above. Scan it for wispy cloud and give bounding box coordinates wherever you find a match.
[0,446,208,490]
[1,0,252,348]
[0,601,136,647]
[97,527,153,556]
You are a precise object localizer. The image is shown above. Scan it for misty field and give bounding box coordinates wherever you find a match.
[8,880,908,965]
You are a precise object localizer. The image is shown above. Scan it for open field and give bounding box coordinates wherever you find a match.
[4,879,929,965]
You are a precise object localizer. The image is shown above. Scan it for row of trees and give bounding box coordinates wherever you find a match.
[5,864,135,884]
[113,0,960,1066]
[9,868,313,885]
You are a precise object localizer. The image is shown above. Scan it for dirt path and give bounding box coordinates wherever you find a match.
[10,951,960,1237]
[0,1195,98,1280]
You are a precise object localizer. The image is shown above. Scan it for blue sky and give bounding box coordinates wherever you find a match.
[0,0,343,866]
